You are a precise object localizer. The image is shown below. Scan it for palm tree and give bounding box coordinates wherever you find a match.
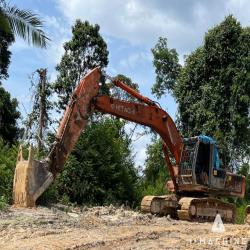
[0,0,50,48]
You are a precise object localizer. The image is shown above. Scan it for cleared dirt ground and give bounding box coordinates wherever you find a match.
[0,205,249,250]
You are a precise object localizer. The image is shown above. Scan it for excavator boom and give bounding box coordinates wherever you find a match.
[13,67,183,207]
[12,67,246,224]
[13,68,101,207]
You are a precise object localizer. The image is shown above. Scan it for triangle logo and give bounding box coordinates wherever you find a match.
[211,214,225,233]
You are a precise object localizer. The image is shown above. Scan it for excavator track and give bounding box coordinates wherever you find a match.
[141,195,178,218]
[177,197,236,223]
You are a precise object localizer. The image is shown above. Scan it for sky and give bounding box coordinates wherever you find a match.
[3,0,250,167]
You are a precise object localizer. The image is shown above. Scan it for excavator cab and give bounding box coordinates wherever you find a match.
[143,135,245,222]
[177,135,245,198]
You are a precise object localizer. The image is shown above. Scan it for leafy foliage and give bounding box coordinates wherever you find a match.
[24,69,52,151]
[236,202,248,224]
[235,163,249,224]
[230,163,250,223]
[0,0,50,48]
[53,20,109,110]
[0,86,20,144]
[38,20,142,207]
[110,74,139,102]
[0,138,18,203]
[142,138,169,196]
[0,28,14,80]
[151,37,181,98]
[48,118,140,206]
[237,163,250,203]
[152,16,250,165]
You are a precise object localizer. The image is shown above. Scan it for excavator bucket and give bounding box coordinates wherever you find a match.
[13,145,53,207]
[12,68,102,207]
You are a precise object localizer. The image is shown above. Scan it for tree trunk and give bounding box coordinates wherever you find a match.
[37,68,47,153]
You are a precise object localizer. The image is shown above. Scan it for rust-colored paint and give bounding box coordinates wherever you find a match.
[162,143,178,193]
[112,78,156,106]
[49,68,101,175]
[12,67,246,208]
[93,95,183,166]
[13,68,101,207]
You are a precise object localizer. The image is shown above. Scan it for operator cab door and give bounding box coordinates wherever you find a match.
[209,143,226,190]
[194,141,211,186]
[179,137,221,188]
[194,141,225,189]
[178,137,211,186]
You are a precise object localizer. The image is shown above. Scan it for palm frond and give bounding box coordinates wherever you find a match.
[5,5,50,48]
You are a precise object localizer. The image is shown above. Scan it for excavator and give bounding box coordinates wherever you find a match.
[13,67,246,223]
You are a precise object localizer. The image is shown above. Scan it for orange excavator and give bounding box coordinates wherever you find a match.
[13,68,246,223]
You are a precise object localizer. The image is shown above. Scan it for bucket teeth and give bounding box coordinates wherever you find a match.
[13,145,54,207]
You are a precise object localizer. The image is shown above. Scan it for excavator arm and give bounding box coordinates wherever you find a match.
[13,67,183,207]
[13,68,101,206]
[94,96,182,161]
[93,95,182,191]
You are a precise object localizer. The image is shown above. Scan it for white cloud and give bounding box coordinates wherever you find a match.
[44,37,68,66]
[119,51,152,69]
[44,15,69,35]
[56,0,250,57]
[39,15,71,66]
[56,0,190,49]
[10,14,70,68]
[226,0,250,24]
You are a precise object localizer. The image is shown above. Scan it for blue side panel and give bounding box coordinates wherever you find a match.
[198,135,220,170]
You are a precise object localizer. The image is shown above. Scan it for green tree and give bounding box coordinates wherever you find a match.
[0,28,14,80]
[142,137,169,195]
[0,86,20,144]
[0,0,50,48]
[0,137,19,205]
[24,69,52,153]
[108,73,143,138]
[110,74,139,102]
[54,20,108,110]
[0,1,50,146]
[152,16,250,165]
[52,118,140,206]
[238,163,250,201]
[236,163,250,223]
[151,37,181,98]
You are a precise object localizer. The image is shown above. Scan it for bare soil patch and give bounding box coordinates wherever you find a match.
[0,205,249,249]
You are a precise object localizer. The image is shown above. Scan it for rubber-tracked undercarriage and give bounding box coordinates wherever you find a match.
[141,195,236,223]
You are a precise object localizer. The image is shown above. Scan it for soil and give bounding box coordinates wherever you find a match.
[0,204,249,250]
